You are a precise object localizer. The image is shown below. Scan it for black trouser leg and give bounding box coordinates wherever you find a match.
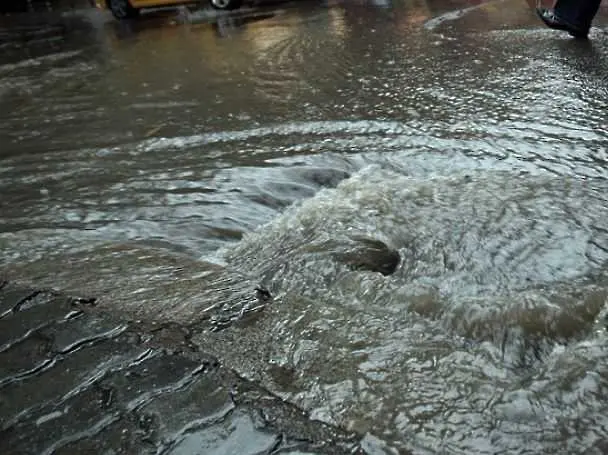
[554,0,602,30]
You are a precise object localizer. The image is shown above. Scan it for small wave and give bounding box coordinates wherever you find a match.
[137,120,416,152]
[0,50,84,74]
[424,1,499,31]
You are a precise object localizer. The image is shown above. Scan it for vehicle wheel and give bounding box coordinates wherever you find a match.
[209,0,242,11]
[108,0,140,19]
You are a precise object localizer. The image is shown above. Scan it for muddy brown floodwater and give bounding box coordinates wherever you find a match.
[1,1,608,454]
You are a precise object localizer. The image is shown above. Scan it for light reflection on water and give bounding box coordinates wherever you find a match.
[1,1,608,453]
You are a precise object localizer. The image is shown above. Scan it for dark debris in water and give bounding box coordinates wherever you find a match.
[255,285,273,302]
[333,237,401,276]
[205,285,274,333]
[0,281,367,455]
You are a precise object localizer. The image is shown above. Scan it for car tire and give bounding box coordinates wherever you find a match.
[108,0,140,19]
[209,0,243,10]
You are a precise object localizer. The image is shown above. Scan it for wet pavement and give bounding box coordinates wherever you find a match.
[0,281,366,455]
[1,0,608,454]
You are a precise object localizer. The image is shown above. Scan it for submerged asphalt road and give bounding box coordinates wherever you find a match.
[1,1,608,454]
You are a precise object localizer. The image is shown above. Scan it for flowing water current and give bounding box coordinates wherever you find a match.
[1,1,608,454]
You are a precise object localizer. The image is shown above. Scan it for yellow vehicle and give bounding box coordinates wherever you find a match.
[96,0,243,19]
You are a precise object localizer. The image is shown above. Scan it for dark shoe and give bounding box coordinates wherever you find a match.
[536,7,589,39]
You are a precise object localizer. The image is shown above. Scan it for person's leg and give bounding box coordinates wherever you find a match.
[554,0,601,30]
[575,0,602,29]
[537,0,601,37]
[552,0,578,25]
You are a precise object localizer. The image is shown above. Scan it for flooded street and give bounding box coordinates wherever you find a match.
[1,0,608,453]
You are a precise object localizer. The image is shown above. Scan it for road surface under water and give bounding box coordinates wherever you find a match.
[1,0,608,453]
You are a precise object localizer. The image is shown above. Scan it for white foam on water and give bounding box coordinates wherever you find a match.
[423,0,505,31]
[0,50,84,73]
[136,120,420,152]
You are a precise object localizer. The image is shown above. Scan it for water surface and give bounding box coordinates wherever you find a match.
[1,1,608,453]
